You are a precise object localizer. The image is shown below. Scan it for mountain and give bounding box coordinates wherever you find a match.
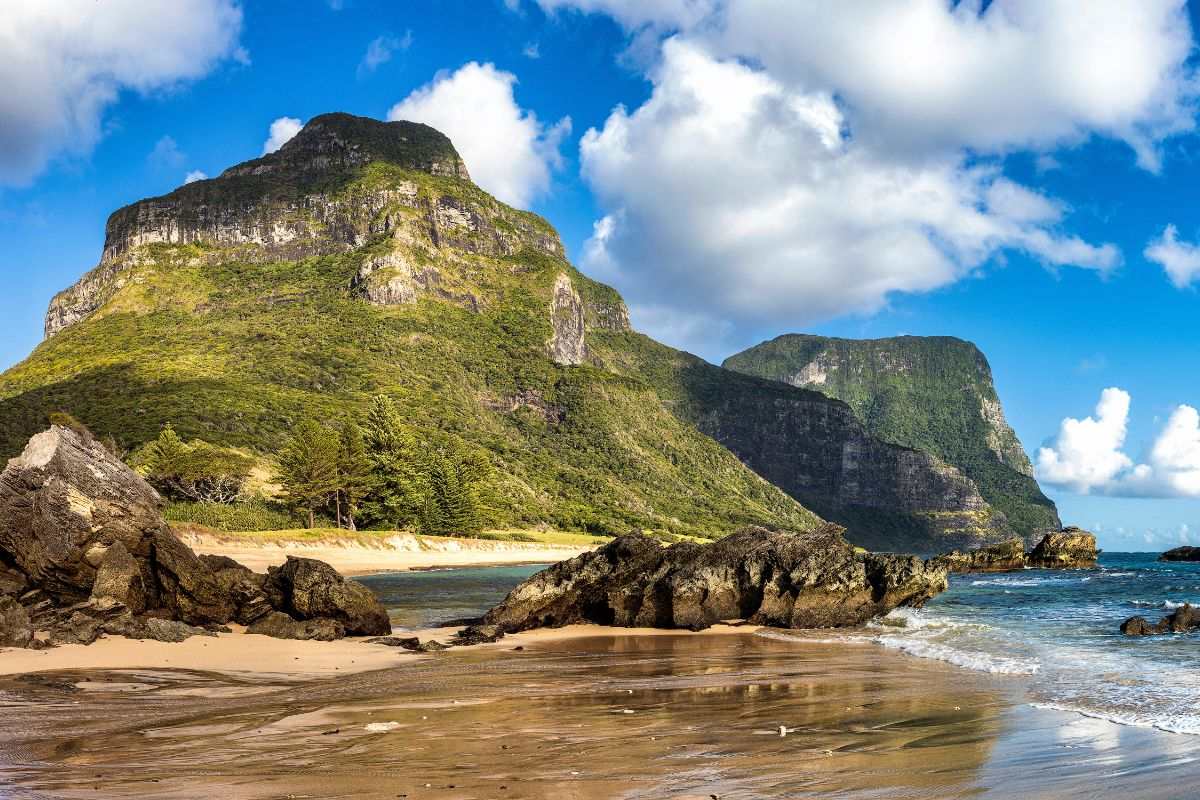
[0,113,816,539]
[723,334,1060,542]
[0,112,1026,551]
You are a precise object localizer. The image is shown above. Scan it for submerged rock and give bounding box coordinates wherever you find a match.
[931,538,1026,574]
[1159,546,1200,562]
[483,525,947,634]
[1026,528,1098,569]
[1121,603,1200,636]
[0,426,390,648]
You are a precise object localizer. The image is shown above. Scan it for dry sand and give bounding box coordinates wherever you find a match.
[179,530,593,575]
[0,624,416,679]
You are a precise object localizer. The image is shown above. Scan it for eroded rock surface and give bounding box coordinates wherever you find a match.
[483,525,947,633]
[931,538,1026,574]
[1025,528,1098,569]
[0,426,390,648]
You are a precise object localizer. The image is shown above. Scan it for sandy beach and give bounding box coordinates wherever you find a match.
[3,626,1199,799]
[177,528,597,575]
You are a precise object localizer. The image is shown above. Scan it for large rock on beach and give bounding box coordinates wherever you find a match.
[0,426,390,648]
[484,525,948,633]
[1025,527,1098,569]
[931,538,1026,574]
[265,556,392,636]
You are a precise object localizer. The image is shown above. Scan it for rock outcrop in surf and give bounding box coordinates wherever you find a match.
[0,426,390,648]
[482,525,948,633]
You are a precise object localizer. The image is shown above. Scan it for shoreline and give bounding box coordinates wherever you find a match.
[176,528,597,575]
[4,625,1197,798]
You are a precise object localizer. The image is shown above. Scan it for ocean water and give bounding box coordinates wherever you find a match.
[357,563,546,630]
[841,552,1200,735]
[361,554,1200,736]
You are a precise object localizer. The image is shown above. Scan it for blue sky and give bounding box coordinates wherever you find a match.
[3,0,1200,550]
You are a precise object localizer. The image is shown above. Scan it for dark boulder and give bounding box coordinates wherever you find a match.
[0,426,390,647]
[452,624,505,646]
[247,611,345,641]
[265,557,391,636]
[365,635,421,650]
[1159,546,1200,562]
[1121,603,1200,636]
[483,525,948,634]
[1026,528,1098,569]
[931,538,1026,574]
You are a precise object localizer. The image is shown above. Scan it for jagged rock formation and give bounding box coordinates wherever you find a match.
[0,426,390,647]
[931,538,1027,574]
[931,528,1097,573]
[1025,527,1098,569]
[1159,546,1200,562]
[483,525,947,632]
[724,334,1060,543]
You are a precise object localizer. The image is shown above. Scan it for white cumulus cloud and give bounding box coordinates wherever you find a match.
[538,1,1199,357]
[579,39,1118,355]
[1036,388,1136,494]
[1037,388,1200,498]
[262,116,303,155]
[1145,224,1200,289]
[387,62,570,207]
[0,0,244,186]
[184,170,208,184]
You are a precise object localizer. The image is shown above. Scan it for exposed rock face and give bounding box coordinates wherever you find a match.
[90,541,146,613]
[1026,528,1098,569]
[0,426,389,647]
[548,272,587,366]
[0,597,32,648]
[723,334,1060,543]
[1121,603,1200,636]
[931,538,1027,574]
[1159,546,1200,562]
[264,556,391,636]
[246,611,345,641]
[46,113,558,338]
[483,526,947,633]
[672,368,1011,553]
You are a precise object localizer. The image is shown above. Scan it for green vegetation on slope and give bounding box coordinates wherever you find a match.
[723,334,1060,538]
[0,159,816,540]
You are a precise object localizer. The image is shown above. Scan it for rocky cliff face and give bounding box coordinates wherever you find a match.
[724,334,1060,542]
[47,114,568,338]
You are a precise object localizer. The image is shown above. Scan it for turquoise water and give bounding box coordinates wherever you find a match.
[363,554,1200,734]
[357,564,546,630]
[847,552,1200,734]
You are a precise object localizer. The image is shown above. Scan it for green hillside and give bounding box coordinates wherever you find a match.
[723,334,1060,540]
[0,114,817,540]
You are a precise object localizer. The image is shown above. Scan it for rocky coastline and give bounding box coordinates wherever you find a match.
[0,426,390,649]
[931,527,1099,574]
[482,524,948,634]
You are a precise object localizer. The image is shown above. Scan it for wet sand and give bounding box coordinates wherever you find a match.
[2,628,1197,799]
